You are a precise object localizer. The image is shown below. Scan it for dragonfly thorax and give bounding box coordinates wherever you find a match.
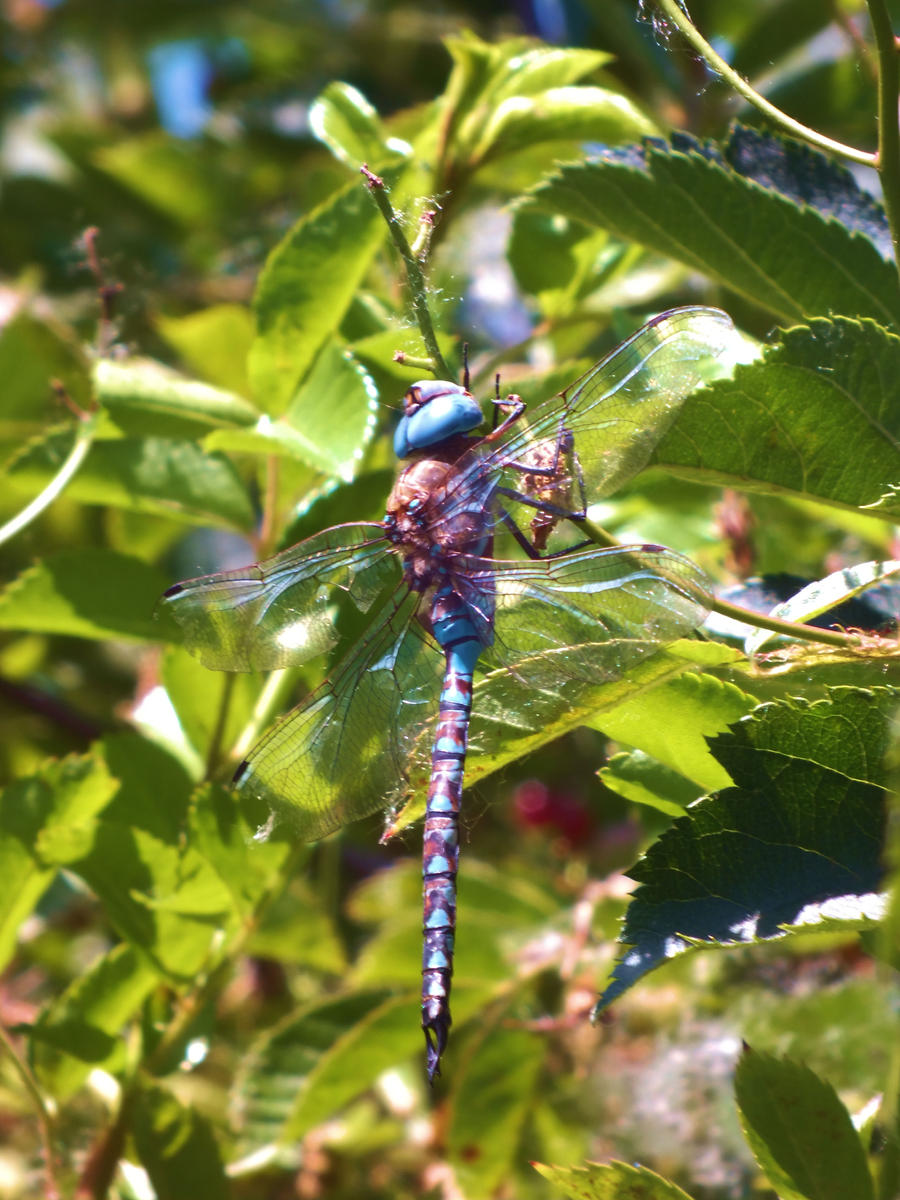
[385,453,490,591]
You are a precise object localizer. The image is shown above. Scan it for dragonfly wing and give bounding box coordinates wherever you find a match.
[441,308,738,536]
[445,546,709,776]
[235,585,444,841]
[457,542,708,681]
[160,522,394,671]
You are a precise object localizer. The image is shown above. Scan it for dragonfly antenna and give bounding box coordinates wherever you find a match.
[461,343,470,391]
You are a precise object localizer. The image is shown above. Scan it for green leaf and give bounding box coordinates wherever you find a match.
[6,428,255,530]
[0,549,169,641]
[248,173,393,415]
[524,141,900,327]
[95,133,226,226]
[310,81,409,167]
[0,753,117,971]
[735,1045,875,1200]
[448,1022,545,1200]
[656,318,900,519]
[597,687,892,1009]
[0,312,91,434]
[132,1082,229,1199]
[592,671,755,791]
[601,751,705,816]
[533,1160,696,1199]
[206,341,379,478]
[187,783,292,920]
[31,944,159,1098]
[156,304,256,397]
[234,991,405,1148]
[96,357,258,431]
[469,86,657,167]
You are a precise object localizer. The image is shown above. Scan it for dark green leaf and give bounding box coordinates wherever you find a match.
[735,1045,875,1200]
[524,141,900,326]
[0,549,169,641]
[656,318,900,519]
[132,1082,229,1199]
[598,688,891,1009]
[601,751,705,816]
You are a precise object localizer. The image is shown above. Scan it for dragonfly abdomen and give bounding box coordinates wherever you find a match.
[421,584,483,1081]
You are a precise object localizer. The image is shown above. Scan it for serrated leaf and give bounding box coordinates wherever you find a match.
[723,125,891,258]
[187,783,292,919]
[448,1021,544,1200]
[132,1082,229,1199]
[655,318,900,519]
[310,81,409,167]
[735,1045,875,1200]
[524,140,900,326]
[0,753,117,970]
[6,428,255,529]
[597,688,892,1010]
[534,1160,696,1199]
[207,341,378,478]
[248,172,395,415]
[0,550,169,641]
[31,944,158,1098]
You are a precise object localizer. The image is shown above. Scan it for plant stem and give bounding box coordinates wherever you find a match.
[576,516,861,651]
[652,0,877,167]
[867,0,900,267]
[204,673,236,780]
[0,412,97,547]
[361,166,453,380]
[0,1020,60,1199]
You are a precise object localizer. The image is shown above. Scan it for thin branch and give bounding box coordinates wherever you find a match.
[867,0,900,268]
[652,0,877,167]
[360,166,452,380]
[0,404,97,547]
[576,516,862,651]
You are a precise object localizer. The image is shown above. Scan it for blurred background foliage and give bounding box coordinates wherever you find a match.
[0,1,897,1198]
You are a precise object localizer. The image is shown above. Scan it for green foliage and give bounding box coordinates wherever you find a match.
[1,4,898,1199]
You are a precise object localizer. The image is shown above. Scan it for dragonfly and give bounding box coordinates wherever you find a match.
[161,305,735,1081]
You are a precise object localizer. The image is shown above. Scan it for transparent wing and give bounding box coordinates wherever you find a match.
[160,522,394,671]
[389,543,711,831]
[235,585,444,841]
[442,307,737,531]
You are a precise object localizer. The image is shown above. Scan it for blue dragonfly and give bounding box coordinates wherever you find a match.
[162,306,735,1080]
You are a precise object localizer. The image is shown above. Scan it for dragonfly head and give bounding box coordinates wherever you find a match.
[394,380,483,458]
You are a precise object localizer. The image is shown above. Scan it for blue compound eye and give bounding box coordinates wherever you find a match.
[394,381,483,458]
